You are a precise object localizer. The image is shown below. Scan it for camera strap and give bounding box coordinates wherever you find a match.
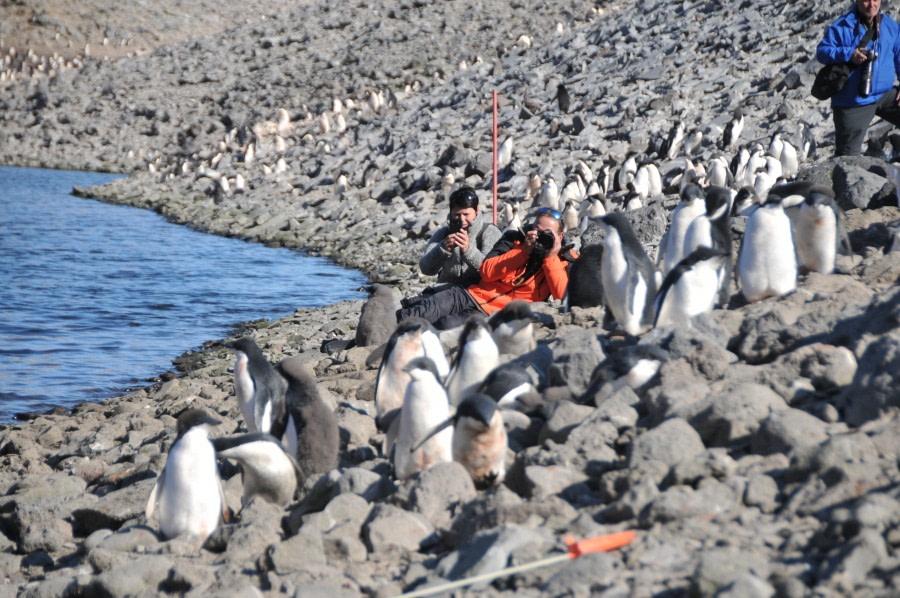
[855,12,878,51]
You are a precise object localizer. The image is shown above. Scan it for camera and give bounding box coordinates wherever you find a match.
[534,229,556,254]
[861,49,878,97]
[448,216,463,234]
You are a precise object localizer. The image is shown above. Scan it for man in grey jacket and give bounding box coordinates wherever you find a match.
[418,186,502,287]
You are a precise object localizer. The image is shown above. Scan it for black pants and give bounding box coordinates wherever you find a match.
[834,87,900,156]
[396,284,486,330]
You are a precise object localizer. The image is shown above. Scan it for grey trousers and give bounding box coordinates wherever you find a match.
[396,284,486,330]
[834,87,900,156]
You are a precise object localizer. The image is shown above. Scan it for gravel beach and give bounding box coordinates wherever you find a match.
[1,0,898,596]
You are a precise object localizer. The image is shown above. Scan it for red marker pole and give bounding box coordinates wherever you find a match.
[492,90,498,226]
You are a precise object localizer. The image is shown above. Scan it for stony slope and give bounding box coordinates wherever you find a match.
[0,0,898,596]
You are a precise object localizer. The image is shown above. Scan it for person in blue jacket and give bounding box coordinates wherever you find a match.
[817,0,900,156]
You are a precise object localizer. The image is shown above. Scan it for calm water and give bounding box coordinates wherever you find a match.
[0,166,367,422]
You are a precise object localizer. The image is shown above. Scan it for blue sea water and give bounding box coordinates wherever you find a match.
[0,166,367,422]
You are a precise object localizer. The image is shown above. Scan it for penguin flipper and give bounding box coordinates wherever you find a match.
[145,473,163,521]
[382,411,401,458]
[835,206,853,257]
[656,229,668,269]
[218,478,231,523]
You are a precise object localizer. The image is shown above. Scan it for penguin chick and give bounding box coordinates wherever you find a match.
[276,358,340,478]
[445,317,500,406]
[227,337,287,436]
[393,357,453,481]
[213,433,301,507]
[654,246,730,328]
[146,409,227,546]
[565,243,605,310]
[411,393,507,489]
[598,213,659,336]
[356,284,402,348]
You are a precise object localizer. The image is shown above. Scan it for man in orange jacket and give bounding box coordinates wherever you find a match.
[397,207,574,329]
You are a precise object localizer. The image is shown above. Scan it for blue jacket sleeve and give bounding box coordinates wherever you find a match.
[817,16,856,65]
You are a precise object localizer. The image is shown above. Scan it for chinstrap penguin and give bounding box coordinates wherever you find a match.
[213,432,301,507]
[227,337,287,437]
[392,357,453,481]
[597,213,659,336]
[445,317,500,406]
[654,246,730,328]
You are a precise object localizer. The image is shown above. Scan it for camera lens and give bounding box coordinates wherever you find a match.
[535,230,555,253]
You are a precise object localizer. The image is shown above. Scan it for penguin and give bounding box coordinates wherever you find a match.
[410,393,507,489]
[678,158,707,193]
[598,213,659,336]
[752,156,783,198]
[732,185,760,217]
[684,185,734,306]
[537,178,560,211]
[779,138,799,180]
[659,183,707,275]
[731,146,752,188]
[654,246,731,327]
[146,409,227,545]
[768,133,785,162]
[555,83,571,113]
[212,433,301,507]
[737,194,797,303]
[392,357,453,481]
[597,163,612,197]
[356,284,402,348]
[227,337,287,437]
[445,317,500,406]
[705,154,733,188]
[797,122,817,162]
[487,300,539,357]
[683,129,703,157]
[477,363,540,411]
[582,345,668,402]
[578,196,607,234]
[773,183,852,274]
[722,107,744,149]
[561,176,586,203]
[374,318,450,427]
[498,137,514,169]
[275,358,340,478]
[574,159,594,185]
[664,120,686,160]
[562,200,580,232]
[616,153,638,192]
[631,164,651,200]
[565,243,605,309]
[504,202,523,232]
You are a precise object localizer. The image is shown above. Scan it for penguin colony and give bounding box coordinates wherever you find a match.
[515,117,852,336]
[145,114,855,546]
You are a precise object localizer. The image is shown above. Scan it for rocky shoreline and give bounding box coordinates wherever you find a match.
[1,0,899,596]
